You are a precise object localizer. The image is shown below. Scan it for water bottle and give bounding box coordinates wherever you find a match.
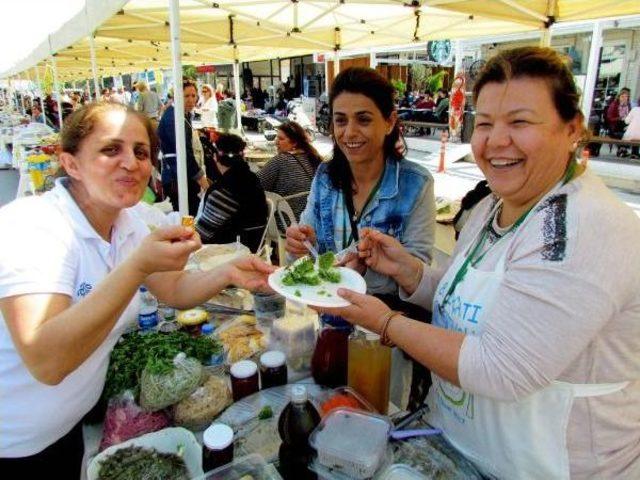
[277,385,320,479]
[138,286,158,334]
[201,323,225,374]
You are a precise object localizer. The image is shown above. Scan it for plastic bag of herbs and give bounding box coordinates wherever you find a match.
[102,331,221,404]
[140,352,204,411]
[100,390,171,451]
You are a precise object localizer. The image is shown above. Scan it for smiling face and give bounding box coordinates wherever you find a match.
[184,85,197,113]
[60,109,152,214]
[332,92,395,167]
[471,78,582,211]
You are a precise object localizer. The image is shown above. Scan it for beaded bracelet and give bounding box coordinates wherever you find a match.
[379,310,401,348]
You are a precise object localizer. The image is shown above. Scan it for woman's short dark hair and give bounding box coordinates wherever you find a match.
[277,121,323,170]
[183,79,197,91]
[61,102,158,161]
[327,67,404,192]
[473,47,584,126]
[215,133,246,167]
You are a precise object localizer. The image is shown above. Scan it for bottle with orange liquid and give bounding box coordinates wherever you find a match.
[347,327,391,414]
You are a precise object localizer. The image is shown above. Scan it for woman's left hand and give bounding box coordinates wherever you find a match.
[223,255,277,292]
[313,288,391,333]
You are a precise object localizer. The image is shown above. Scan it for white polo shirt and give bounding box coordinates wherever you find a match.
[0,179,150,457]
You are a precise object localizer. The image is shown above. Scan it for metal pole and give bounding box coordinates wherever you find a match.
[88,33,100,101]
[333,50,340,78]
[168,0,189,215]
[581,21,603,120]
[17,73,27,115]
[539,29,552,47]
[51,56,64,128]
[369,50,377,69]
[233,46,242,133]
[324,55,329,95]
[454,40,464,77]
[34,66,41,98]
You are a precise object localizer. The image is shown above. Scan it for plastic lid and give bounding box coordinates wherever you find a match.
[139,286,148,292]
[203,423,234,450]
[355,325,380,340]
[260,350,286,369]
[291,384,308,403]
[201,323,214,335]
[230,360,258,379]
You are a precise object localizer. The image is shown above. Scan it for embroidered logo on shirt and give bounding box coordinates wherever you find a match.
[539,194,568,262]
[77,282,93,297]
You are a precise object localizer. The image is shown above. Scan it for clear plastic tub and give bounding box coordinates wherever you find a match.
[313,386,376,416]
[197,453,282,480]
[309,408,392,479]
[376,463,428,479]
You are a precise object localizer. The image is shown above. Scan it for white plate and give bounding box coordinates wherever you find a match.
[268,266,366,308]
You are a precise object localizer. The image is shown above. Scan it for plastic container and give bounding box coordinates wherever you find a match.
[270,312,316,377]
[311,318,352,387]
[87,427,204,480]
[348,327,392,414]
[253,292,286,328]
[376,464,428,480]
[309,408,392,479]
[315,386,376,416]
[230,360,259,401]
[202,423,234,471]
[259,350,288,389]
[198,453,283,480]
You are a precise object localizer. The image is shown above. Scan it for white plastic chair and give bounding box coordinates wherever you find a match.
[256,197,275,257]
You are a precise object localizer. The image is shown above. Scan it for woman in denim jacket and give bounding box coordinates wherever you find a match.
[286,67,436,407]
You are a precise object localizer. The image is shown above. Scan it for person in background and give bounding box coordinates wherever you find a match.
[286,67,436,408]
[130,82,140,108]
[606,87,632,156]
[121,86,131,105]
[317,47,640,479]
[215,83,226,102]
[0,102,275,477]
[31,102,46,125]
[110,87,123,104]
[258,120,323,221]
[100,88,110,102]
[157,79,209,215]
[623,99,640,159]
[198,83,218,128]
[196,133,268,252]
[135,81,163,130]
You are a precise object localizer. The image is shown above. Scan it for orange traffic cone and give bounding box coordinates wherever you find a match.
[438,130,449,173]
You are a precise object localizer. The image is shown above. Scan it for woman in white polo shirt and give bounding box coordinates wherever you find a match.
[0,102,275,477]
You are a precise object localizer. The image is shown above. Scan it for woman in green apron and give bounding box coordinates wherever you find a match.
[316,47,640,479]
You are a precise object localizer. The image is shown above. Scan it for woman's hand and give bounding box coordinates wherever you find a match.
[223,255,277,292]
[130,225,201,277]
[285,224,317,257]
[336,250,366,275]
[358,228,423,294]
[313,288,391,333]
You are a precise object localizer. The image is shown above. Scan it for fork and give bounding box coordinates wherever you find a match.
[335,242,359,264]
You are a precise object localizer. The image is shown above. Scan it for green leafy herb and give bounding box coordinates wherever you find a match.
[294,289,301,297]
[282,253,341,288]
[98,445,189,480]
[103,331,222,402]
[318,251,336,270]
[258,405,273,420]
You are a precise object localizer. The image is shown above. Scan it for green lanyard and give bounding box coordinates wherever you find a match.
[342,167,385,249]
[440,160,578,308]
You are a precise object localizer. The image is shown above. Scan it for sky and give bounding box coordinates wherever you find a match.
[0,0,85,74]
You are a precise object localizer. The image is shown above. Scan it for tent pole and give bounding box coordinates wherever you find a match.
[539,29,552,47]
[168,0,189,216]
[34,66,42,103]
[17,74,26,115]
[51,56,64,128]
[89,33,101,101]
[369,50,378,69]
[324,54,329,95]
[581,21,603,120]
[233,46,242,134]
[454,40,464,77]
[333,51,340,78]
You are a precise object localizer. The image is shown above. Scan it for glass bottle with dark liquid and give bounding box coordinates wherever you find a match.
[277,385,321,480]
[311,315,352,387]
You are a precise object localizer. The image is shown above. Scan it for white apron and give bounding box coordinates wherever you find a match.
[427,196,628,479]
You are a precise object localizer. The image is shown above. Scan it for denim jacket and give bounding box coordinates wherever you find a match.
[300,157,435,294]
